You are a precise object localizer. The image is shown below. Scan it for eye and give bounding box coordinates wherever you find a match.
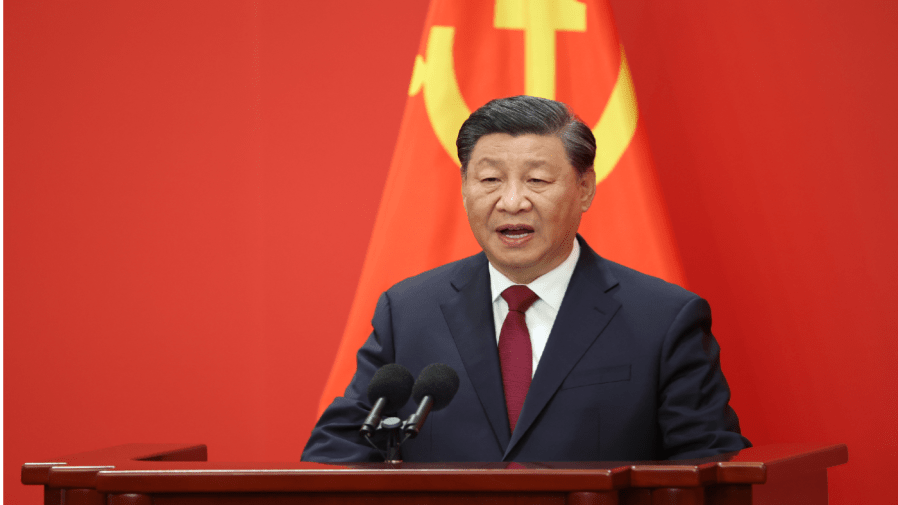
[529,178,548,184]
[482,177,500,183]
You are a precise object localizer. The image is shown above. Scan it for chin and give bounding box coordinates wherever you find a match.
[494,253,539,272]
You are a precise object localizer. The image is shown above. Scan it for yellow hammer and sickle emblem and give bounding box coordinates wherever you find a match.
[409,0,638,184]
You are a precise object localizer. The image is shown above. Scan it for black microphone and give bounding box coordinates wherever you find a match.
[360,364,415,437]
[403,363,460,438]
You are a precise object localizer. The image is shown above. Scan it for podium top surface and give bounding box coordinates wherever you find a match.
[22,443,848,494]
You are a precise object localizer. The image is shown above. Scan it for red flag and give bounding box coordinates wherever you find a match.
[318,0,685,413]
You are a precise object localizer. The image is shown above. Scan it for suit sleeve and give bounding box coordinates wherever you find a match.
[301,292,396,462]
[657,296,752,459]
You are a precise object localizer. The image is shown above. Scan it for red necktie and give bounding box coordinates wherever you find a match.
[499,285,539,433]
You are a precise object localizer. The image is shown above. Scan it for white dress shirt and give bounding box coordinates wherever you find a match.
[488,239,581,377]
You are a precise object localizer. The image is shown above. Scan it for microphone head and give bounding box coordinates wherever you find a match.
[367,364,414,413]
[412,363,460,411]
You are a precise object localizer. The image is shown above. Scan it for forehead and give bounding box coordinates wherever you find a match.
[469,133,568,168]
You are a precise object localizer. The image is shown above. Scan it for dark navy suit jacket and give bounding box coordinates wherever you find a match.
[302,237,750,462]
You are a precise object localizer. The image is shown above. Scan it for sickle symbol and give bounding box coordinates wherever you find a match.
[409,26,638,185]
[591,46,638,184]
[408,26,471,167]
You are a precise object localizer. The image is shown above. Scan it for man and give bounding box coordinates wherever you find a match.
[302,96,750,462]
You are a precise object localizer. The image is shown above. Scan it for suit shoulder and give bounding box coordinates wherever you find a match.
[576,237,698,305]
[600,256,700,305]
[594,256,713,341]
[385,253,485,301]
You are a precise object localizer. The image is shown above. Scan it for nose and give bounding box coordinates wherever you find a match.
[496,180,532,213]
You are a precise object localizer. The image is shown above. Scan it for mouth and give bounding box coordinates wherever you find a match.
[496,224,535,242]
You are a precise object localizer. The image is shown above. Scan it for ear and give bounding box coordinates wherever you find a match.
[579,167,597,212]
[460,172,468,213]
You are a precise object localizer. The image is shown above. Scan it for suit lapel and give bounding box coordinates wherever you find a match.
[504,240,622,458]
[440,255,511,452]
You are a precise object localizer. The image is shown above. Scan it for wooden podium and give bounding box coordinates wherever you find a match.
[22,443,847,505]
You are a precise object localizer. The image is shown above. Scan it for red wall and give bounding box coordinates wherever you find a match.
[5,1,896,503]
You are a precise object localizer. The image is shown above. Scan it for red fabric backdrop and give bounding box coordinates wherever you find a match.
[5,1,897,504]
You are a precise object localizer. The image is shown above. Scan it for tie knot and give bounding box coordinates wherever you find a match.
[502,285,539,313]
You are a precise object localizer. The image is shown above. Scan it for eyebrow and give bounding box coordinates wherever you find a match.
[473,158,550,169]
[473,157,502,167]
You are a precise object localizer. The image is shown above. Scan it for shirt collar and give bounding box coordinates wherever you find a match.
[488,239,581,311]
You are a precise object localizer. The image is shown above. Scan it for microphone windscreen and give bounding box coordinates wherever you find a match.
[412,363,460,411]
[367,364,415,412]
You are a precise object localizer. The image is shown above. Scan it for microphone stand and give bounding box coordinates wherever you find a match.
[378,416,403,463]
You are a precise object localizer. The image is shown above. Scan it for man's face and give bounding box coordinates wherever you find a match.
[462,133,596,284]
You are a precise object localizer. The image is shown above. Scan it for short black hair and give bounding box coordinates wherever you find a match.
[456,95,596,177]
